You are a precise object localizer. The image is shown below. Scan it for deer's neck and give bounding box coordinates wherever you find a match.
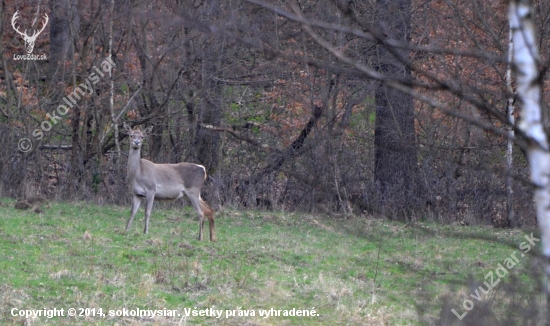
[127,147,142,182]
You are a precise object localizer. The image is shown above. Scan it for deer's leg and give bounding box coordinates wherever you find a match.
[200,199,216,242]
[211,221,215,242]
[208,213,215,242]
[185,189,204,241]
[144,195,155,234]
[200,218,205,241]
[126,195,142,232]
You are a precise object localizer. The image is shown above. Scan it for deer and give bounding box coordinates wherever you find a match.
[123,123,215,241]
[12,11,49,54]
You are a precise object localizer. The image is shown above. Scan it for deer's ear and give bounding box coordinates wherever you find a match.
[143,126,153,135]
[123,122,133,134]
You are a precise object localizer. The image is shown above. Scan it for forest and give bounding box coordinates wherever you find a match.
[3,0,550,325]
[1,0,545,227]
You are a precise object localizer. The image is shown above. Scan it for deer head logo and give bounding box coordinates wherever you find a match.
[11,11,49,54]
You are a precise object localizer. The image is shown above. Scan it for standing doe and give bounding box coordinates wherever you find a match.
[123,123,215,241]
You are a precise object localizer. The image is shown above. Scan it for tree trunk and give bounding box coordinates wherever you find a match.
[374,0,418,215]
[189,39,222,174]
[509,0,550,320]
[49,0,78,83]
[506,24,515,228]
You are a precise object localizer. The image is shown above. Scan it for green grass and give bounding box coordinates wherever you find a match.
[0,198,543,325]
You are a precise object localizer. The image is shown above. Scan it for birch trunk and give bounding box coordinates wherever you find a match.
[506,24,515,227]
[108,0,119,161]
[509,0,550,312]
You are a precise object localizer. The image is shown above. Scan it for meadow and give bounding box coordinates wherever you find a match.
[0,198,543,325]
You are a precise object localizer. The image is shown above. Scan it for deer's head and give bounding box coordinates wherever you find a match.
[124,123,152,150]
[12,11,49,54]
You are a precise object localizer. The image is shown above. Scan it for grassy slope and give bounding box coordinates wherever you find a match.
[0,198,542,325]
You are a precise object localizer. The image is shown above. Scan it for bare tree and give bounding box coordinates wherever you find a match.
[373,0,418,215]
[48,0,78,83]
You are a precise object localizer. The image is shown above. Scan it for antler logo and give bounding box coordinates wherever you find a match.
[12,11,49,54]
